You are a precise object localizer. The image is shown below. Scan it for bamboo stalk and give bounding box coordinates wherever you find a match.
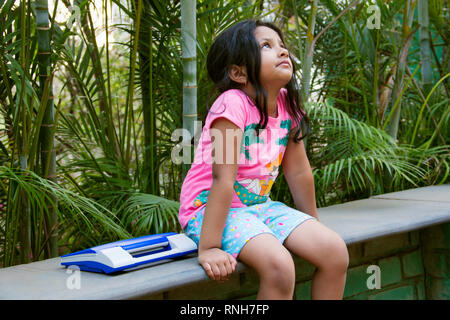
[16,0,31,264]
[149,25,155,194]
[36,0,58,258]
[373,28,380,127]
[104,0,114,138]
[181,0,197,179]
[136,0,155,194]
[301,0,318,104]
[386,0,418,140]
[124,0,142,167]
[344,24,349,114]
[418,0,433,96]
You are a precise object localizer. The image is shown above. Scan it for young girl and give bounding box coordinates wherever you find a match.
[178,20,349,300]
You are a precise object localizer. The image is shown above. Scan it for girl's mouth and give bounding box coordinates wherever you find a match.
[277,61,291,68]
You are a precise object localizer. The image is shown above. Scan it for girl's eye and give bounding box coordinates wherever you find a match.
[261,42,271,49]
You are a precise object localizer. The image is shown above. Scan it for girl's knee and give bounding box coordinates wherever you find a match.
[260,250,296,289]
[320,235,349,273]
[334,238,350,272]
[239,234,295,294]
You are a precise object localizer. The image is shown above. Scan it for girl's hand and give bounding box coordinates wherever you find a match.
[198,247,237,282]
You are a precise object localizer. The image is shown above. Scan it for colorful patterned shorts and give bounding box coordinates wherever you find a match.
[184,199,317,259]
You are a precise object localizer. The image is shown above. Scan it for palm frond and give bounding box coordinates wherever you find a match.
[306,100,441,205]
[108,191,181,236]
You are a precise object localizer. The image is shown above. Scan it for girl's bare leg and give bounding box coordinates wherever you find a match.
[284,219,349,300]
[238,233,296,300]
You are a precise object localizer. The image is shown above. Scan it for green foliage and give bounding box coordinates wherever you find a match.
[0,166,130,265]
[271,0,448,207]
[0,0,448,266]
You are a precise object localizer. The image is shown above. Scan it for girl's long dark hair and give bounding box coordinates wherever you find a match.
[205,19,310,142]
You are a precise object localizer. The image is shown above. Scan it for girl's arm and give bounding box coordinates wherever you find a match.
[281,137,319,220]
[198,118,242,281]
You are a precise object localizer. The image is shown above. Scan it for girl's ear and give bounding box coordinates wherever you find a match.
[229,65,248,85]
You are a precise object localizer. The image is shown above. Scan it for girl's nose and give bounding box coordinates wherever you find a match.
[279,46,289,57]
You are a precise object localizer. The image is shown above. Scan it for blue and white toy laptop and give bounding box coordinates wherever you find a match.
[60,232,197,274]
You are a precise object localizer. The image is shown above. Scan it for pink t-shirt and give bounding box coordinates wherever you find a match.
[178,88,296,229]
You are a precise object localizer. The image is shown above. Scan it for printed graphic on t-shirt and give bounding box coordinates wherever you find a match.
[238,152,283,197]
[277,119,292,147]
[192,139,286,208]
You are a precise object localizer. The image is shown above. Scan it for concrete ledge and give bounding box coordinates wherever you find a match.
[0,184,449,299]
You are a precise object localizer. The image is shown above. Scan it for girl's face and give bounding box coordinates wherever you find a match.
[254,26,293,90]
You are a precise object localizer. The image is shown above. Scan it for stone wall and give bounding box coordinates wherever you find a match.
[1,185,448,300]
[143,222,449,300]
[421,223,450,299]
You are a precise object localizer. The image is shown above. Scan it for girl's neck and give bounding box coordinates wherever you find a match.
[241,85,280,117]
